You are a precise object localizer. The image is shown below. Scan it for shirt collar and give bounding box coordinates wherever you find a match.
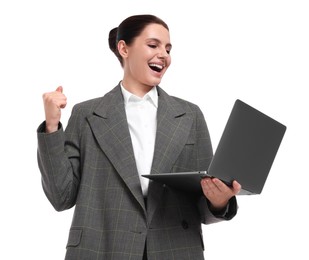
[121,83,158,108]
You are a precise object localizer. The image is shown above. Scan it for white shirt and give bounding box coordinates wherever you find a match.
[121,84,158,196]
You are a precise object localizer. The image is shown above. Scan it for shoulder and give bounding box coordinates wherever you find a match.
[170,95,200,111]
[157,86,203,115]
[72,96,103,115]
[71,85,120,116]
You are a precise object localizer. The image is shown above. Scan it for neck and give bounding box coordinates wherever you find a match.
[121,80,154,98]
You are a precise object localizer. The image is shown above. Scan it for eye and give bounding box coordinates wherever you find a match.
[166,49,171,54]
[148,44,157,49]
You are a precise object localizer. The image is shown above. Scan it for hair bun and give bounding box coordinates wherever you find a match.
[108,27,118,54]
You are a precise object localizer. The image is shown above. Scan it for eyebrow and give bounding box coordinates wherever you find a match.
[147,38,173,49]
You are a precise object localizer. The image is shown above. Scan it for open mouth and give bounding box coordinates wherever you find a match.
[149,63,164,73]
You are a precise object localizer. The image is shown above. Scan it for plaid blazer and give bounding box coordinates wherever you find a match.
[37,84,237,260]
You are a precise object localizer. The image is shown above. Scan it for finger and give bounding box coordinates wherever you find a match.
[55,87,66,108]
[200,178,210,192]
[232,180,242,194]
[56,86,63,93]
[201,177,212,189]
[201,178,217,194]
[58,95,67,109]
[212,178,228,192]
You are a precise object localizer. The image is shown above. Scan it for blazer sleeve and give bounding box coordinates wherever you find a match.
[194,105,238,224]
[37,106,82,212]
[198,195,238,224]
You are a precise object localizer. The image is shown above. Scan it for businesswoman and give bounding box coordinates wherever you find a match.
[37,14,241,260]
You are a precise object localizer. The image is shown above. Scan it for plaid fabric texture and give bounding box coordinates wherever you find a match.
[37,84,236,260]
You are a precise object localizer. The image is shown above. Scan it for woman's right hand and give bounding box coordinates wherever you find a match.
[42,86,67,133]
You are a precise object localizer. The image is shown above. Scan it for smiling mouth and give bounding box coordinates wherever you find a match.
[149,63,164,72]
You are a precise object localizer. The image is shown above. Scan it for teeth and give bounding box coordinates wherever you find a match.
[149,63,164,70]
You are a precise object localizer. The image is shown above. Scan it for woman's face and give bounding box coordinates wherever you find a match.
[119,23,172,91]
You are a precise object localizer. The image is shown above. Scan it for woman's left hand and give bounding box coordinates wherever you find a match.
[201,178,241,210]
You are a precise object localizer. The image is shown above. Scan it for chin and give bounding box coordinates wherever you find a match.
[147,69,166,86]
[150,77,163,86]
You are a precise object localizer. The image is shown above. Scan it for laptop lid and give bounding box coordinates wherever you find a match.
[207,99,286,194]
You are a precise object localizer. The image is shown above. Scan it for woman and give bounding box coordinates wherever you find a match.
[37,14,241,260]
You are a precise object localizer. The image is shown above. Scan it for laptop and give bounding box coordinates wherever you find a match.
[142,99,287,195]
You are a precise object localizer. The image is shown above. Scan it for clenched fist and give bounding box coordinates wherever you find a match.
[42,86,67,133]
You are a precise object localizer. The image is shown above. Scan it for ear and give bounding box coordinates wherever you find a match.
[117,40,129,59]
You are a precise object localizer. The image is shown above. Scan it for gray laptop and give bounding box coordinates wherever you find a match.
[142,99,287,195]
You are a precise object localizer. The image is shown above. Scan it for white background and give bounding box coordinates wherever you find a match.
[1,0,308,259]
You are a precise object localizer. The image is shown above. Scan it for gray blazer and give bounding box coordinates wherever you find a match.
[37,84,237,260]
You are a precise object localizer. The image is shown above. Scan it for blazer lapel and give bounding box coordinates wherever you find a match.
[86,85,145,212]
[147,86,194,223]
[85,84,194,221]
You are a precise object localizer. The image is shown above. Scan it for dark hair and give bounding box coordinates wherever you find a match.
[108,14,169,66]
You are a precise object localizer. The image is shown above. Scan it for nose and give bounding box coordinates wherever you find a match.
[157,47,169,59]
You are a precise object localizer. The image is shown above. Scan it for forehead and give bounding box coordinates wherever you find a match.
[137,23,171,44]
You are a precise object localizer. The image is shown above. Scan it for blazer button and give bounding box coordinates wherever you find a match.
[181,220,189,230]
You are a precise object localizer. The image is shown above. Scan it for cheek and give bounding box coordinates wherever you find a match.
[130,61,147,79]
[166,57,172,68]
[128,56,145,73]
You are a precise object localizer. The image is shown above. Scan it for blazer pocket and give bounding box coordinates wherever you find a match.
[186,132,196,145]
[66,228,83,248]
